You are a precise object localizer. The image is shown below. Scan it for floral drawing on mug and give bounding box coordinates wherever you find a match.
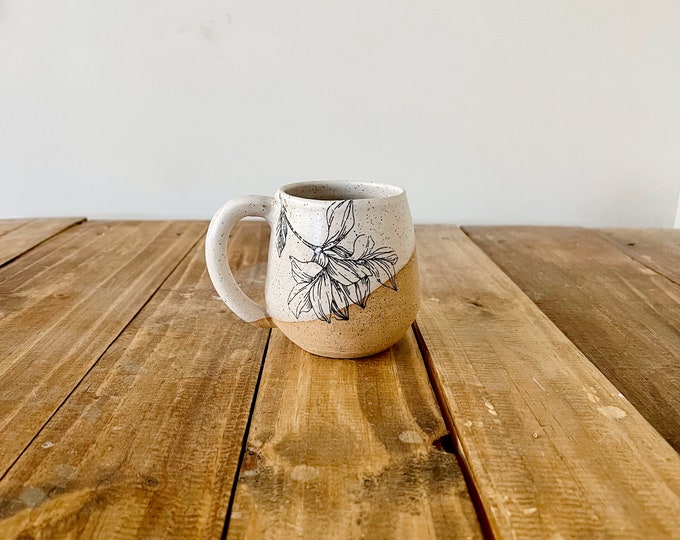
[275,200,398,323]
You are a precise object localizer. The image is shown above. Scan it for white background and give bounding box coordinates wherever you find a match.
[1,0,679,226]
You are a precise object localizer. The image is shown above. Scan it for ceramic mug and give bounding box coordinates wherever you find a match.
[205,180,420,358]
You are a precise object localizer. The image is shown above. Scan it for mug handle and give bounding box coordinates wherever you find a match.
[205,195,275,328]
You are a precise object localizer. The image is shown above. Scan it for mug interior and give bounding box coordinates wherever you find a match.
[280,181,403,201]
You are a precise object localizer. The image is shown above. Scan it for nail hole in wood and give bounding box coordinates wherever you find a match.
[432,434,456,454]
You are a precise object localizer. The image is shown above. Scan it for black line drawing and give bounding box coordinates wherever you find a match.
[276,200,398,323]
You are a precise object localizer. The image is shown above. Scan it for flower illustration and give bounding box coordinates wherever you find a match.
[276,200,398,323]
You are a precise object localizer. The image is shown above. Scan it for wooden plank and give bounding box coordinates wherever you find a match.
[0,218,85,267]
[227,329,482,539]
[598,227,680,285]
[0,220,206,476]
[465,226,680,452]
[0,222,271,538]
[0,220,30,235]
[415,225,680,538]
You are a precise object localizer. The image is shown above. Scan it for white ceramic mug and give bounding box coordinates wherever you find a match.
[205,180,420,358]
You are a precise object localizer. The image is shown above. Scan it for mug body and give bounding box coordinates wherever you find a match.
[264,181,420,358]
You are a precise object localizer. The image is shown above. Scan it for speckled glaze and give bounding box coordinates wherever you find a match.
[205,181,420,358]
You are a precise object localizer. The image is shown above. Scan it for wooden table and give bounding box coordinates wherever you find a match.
[0,219,679,539]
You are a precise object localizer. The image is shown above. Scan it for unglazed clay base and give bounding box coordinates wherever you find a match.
[274,255,420,358]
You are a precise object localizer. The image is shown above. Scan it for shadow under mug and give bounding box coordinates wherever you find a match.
[205,180,420,358]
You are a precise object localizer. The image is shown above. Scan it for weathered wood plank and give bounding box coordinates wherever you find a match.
[465,226,680,452]
[0,220,30,236]
[0,220,206,476]
[0,222,271,538]
[416,225,680,538]
[227,329,482,539]
[598,227,680,285]
[0,218,85,267]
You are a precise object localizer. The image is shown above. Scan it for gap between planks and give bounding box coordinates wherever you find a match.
[464,225,680,453]
[0,218,86,268]
[221,328,272,540]
[412,320,494,540]
[0,222,272,538]
[0,221,207,477]
[595,227,680,287]
[225,327,482,539]
[0,227,204,484]
[415,225,680,539]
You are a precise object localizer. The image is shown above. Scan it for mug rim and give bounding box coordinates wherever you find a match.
[278,180,405,203]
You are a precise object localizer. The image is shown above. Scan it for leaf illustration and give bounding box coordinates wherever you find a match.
[310,272,333,323]
[287,257,352,323]
[325,256,372,286]
[288,257,323,318]
[364,255,398,290]
[276,209,289,257]
[325,200,355,247]
[351,235,399,290]
[287,258,336,323]
[290,257,322,284]
[285,205,398,323]
[312,250,329,268]
[327,244,352,258]
[351,235,375,259]
[348,276,371,308]
[329,279,351,320]
[288,280,315,318]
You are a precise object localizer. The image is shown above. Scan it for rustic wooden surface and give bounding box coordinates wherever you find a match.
[598,227,680,285]
[465,226,680,452]
[0,218,85,266]
[227,329,481,540]
[0,224,270,538]
[416,225,680,538]
[1,219,679,539]
[0,221,205,475]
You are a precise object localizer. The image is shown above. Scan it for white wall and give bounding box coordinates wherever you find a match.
[1,0,679,226]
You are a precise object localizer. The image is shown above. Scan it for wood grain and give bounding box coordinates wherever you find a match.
[0,222,272,538]
[465,226,680,452]
[598,227,680,285]
[227,329,482,540]
[0,218,85,266]
[416,225,680,538]
[0,220,205,476]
